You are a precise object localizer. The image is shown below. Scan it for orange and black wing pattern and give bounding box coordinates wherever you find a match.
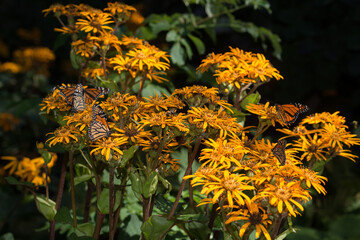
[83,87,110,105]
[88,104,112,142]
[272,139,287,165]
[276,103,309,126]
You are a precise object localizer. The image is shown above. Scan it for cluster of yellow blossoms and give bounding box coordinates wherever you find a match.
[2,2,359,240]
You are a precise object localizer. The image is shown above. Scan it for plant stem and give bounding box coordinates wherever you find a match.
[206,204,218,240]
[83,181,94,223]
[167,137,202,219]
[50,155,69,240]
[270,212,288,239]
[195,5,247,26]
[113,171,128,234]
[69,150,77,227]
[137,74,146,99]
[93,171,104,240]
[109,166,115,240]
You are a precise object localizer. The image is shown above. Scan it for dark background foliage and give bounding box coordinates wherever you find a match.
[0,0,360,239]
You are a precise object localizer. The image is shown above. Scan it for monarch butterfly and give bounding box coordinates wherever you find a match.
[276,103,309,126]
[53,83,110,112]
[272,139,287,165]
[88,104,112,141]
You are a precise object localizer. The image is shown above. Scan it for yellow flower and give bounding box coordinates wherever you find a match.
[300,111,346,127]
[100,92,138,121]
[42,3,65,16]
[126,45,170,71]
[2,153,57,187]
[72,38,99,58]
[197,52,225,73]
[104,2,136,19]
[76,12,114,33]
[64,105,93,132]
[120,35,145,47]
[113,122,150,144]
[292,134,328,161]
[188,106,241,137]
[226,201,272,240]
[0,113,20,132]
[294,167,327,195]
[201,48,283,88]
[46,125,82,147]
[82,67,108,79]
[140,111,188,133]
[40,93,71,114]
[200,137,248,169]
[141,93,185,112]
[90,31,122,52]
[255,179,311,217]
[199,170,254,206]
[1,156,23,175]
[90,137,127,161]
[172,85,233,110]
[0,62,22,73]
[247,102,285,127]
[320,123,360,149]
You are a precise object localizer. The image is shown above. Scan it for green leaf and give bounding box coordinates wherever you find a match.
[166,30,179,42]
[6,176,34,187]
[54,206,73,225]
[97,188,122,214]
[276,228,298,240]
[240,92,261,110]
[185,221,210,240]
[157,174,172,193]
[0,233,14,240]
[141,82,171,98]
[170,42,186,66]
[142,172,158,198]
[180,39,193,60]
[141,215,174,240]
[121,145,139,168]
[68,233,94,240]
[74,223,94,237]
[74,174,93,186]
[129,171,144,195]
[188,34,205,55]
[70,49,83,70]
[36,195,57,221]
[136,26,156,40]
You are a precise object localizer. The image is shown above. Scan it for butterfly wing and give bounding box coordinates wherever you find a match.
[71,85,86,112]
[272,139,287,165]
[83,87,110,105]
[276,103,309,125]
[55,86,76,105]
[88,104,111,141]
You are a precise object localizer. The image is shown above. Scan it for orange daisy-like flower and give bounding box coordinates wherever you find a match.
[120,35,146,47]
[42,3,65,16]
[76,12,114,33]
[100,92,138,121]
[89,31,122,52]
[247,102,285,127]
[199,170,254,206]
[300,111,346,128]
[294,167,327,195]
[40,93,71,114]
[292,134,328,161]
[320,123,360,150]
[255,179,311,217]
[64,105,93,132]
[46,125,82,147]
[0,113,20,132]
[197,52,225,73]
[90,137,127,161]
[226,201,272,240]
[104,2,136,19]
